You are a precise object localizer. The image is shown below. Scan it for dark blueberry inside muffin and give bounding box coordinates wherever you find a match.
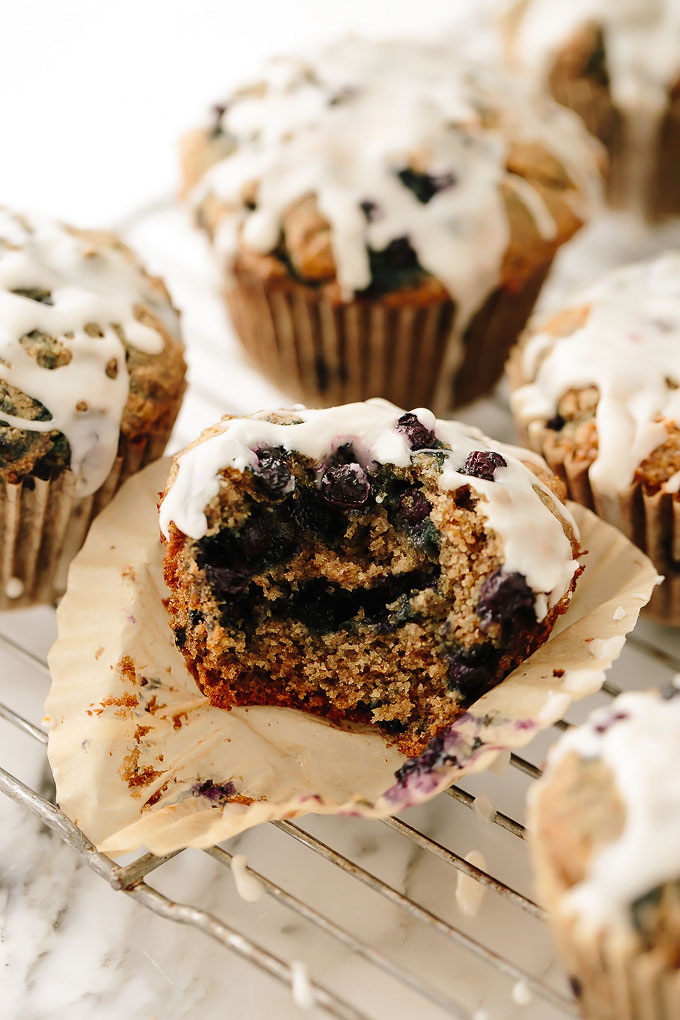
[476,569,535,630]
[395,412,437,451]
[365,237,424,294]
[397,168,457,204]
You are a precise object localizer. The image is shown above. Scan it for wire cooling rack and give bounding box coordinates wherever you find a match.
[3,613,680,1020]
[3,204,680,1019]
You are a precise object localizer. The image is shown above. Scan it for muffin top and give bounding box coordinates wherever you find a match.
[531,687,680,937]
[510,252,680,498]
[159,398,580,621]
[506,0,680,116]
[0,208,185,495]
[184,37,602,309]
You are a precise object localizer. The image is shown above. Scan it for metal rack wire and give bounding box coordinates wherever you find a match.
[4,623,656,1019]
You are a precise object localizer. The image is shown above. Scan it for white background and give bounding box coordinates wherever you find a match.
[0,0,492,225]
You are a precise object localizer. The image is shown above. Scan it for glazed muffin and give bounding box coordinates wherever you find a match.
[182,37,603,411]
[508,252,680,623]
[504,0,680,218]
[159,399,582,758]
[0,207,186,608]
[529,688,680,1019]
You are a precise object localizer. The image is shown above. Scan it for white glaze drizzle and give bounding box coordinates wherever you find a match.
[511,980,533,1006]
[0,208,178,496]
[456,850,488,917]
[510,0,680,118]
[290,961,315,1011]
[472,794,497,824]
[512,252,680,497]
[230,853,263,902]
[159,398,579,619]
[192,36,601,314]
[542,688,680,927]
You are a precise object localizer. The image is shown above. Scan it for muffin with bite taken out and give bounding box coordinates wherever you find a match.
[160,399,582,758]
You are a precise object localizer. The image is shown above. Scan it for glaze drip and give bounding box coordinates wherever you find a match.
[512,252,680,496]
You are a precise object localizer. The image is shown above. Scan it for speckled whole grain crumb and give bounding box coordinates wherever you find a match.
[160,402,580,757]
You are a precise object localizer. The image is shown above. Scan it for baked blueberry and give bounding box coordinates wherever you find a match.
[476,569,534,629]
[400,489,431,524]
[205,562,252,595]
[460,450,507,481]
[396,412,436,451]
[320,463,371,508]
[253,446,292,496]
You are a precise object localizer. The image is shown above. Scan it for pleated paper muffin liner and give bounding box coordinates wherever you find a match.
[553,917,680,1020]
[508,402,678,625]
[224,259,551,414]
[0,429,171,612]
[531,841,680,1020]
[45,458,657,857]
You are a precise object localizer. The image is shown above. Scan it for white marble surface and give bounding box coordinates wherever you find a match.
[3,3,680,1018]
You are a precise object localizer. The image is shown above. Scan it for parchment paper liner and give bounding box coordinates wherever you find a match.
[531,831,680,1020]
[225,260,551,413]
[45,458,657,856]
[0,430,170,611]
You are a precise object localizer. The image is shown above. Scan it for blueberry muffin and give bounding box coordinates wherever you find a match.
[0,207,186,608]
[182,36,603,411]
[529,688,680,1019]
[504,0,680,218]
[159,399,582,757]
[508,251,680,623]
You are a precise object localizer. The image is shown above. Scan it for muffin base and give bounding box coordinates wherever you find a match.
[0,430,172,611]
[535,872,680,1020]
[225,260,552,413]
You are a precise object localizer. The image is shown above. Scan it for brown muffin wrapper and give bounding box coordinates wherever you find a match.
[529,779,680,1020]
[539,905,680,1020]
[548,70,680,221]
[506,346,675,622]
[224,259,552,414]
[0,429,171,611]
[515,431,675,624]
